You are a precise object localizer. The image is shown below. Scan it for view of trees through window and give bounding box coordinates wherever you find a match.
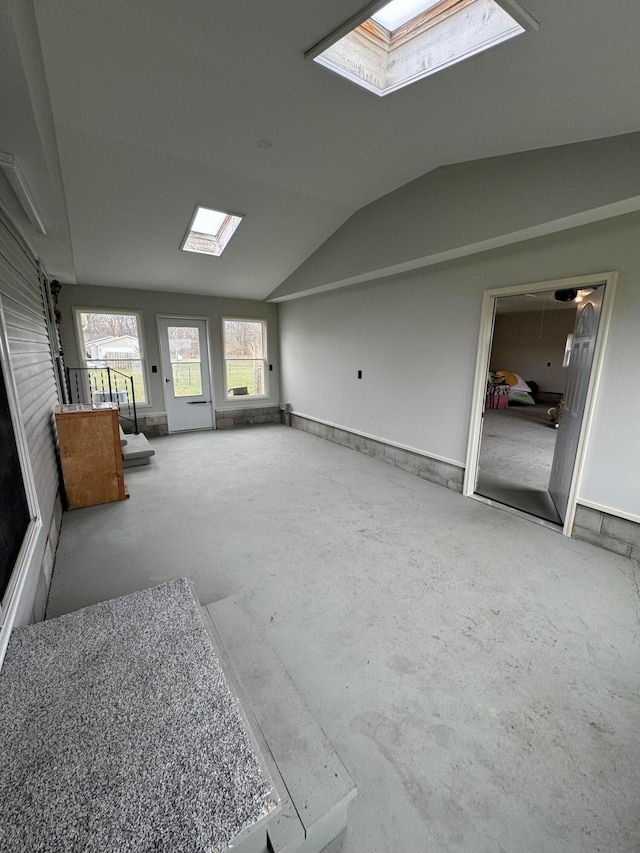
[223,319,266,396]
[78,310,147,403]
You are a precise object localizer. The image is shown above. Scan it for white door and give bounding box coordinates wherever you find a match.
[548,286,604,521]
[158,317,213,432]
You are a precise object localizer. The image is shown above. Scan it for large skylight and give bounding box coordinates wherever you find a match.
[181,205,243,256]
[309,0,529,97]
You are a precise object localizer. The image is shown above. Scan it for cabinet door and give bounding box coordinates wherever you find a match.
[57,409,124,509]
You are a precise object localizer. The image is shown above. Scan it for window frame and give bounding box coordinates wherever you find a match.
[221,316,269,402]
[73,307,151,407]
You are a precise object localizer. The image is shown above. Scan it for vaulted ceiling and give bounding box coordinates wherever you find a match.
[1,0,639,300]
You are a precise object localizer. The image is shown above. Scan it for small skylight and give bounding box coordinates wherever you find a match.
[181,205,243,256]
[309,0,531,97]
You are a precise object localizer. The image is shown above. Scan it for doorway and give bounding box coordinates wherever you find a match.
[158,316,214,433]
[464,273,617,535]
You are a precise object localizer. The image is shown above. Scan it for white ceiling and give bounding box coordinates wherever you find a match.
[2,0,640,300]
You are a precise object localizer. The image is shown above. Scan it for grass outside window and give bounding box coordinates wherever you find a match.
[222,318,268,399]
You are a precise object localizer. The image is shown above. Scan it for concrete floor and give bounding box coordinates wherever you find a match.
[476,405,561,524]
[48,425,640,853]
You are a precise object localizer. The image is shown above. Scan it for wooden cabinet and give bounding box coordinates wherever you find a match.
[55,404,126,509]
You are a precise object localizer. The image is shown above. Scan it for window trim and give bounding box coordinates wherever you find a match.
[73,306,151,408]
[221,316,269,402]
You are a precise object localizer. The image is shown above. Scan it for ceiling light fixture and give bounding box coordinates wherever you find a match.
[554,288,578,303]
[0,152,47,235]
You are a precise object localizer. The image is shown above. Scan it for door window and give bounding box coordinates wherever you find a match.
[167,326,203,397]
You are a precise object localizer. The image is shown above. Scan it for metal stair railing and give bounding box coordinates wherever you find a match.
[66,366,139,434]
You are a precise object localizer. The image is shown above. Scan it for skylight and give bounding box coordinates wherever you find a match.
[181,205,243,257]
[309,0,530,97]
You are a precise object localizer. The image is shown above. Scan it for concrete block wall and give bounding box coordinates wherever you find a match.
[289,414,464,492]
[128,413,169,438]
[130,407,282,435]
[573,505,640,561]
[215,406,282,430]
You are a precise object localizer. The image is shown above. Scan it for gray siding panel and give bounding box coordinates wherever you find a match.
[0,209,61,627]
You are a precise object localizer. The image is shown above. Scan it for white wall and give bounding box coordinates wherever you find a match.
[491,308,576,394]
[279,212,640,519]
[58,284,280,413]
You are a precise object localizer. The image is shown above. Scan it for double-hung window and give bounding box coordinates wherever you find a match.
[74,308,148,404]
[222,318,268,399]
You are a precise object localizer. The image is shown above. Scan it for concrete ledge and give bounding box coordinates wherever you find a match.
[122,433,156,468]
[573,504,640,560]
[203,596,356,853]
[289,414,464,493]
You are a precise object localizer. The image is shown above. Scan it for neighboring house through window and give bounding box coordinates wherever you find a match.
[222,318,268,399]
[74,309,148,404]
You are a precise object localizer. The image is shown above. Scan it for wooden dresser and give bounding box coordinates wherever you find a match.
[55,404,126,509]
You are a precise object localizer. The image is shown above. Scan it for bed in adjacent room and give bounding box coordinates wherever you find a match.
[486,370,536,408]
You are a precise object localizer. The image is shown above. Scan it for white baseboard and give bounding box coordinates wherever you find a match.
[576,499,640,525]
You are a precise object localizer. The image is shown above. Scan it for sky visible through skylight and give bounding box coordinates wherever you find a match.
[192,206,227,236]
[371,0,443,31]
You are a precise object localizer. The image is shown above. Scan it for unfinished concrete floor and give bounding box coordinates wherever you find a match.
[48,425,640,853]
[477,405,561,524]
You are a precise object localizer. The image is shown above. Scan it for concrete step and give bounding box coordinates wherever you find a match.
[1,581,279,853]
[202,597,356,853]
[121,432,155,468]
[119,425,128,446]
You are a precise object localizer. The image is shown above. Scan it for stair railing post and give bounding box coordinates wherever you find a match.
[130,377,138,434]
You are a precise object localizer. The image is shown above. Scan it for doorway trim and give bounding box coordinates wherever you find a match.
[463,271,618,536]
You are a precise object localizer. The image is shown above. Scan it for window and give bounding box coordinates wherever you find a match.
[181,205,244,257]
[308,0,530,96]
[74,309,148,404]
[222,318,268,399]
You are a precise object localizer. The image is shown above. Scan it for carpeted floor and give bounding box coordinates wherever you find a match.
[476,404,561,523]
[0,579,276,852]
